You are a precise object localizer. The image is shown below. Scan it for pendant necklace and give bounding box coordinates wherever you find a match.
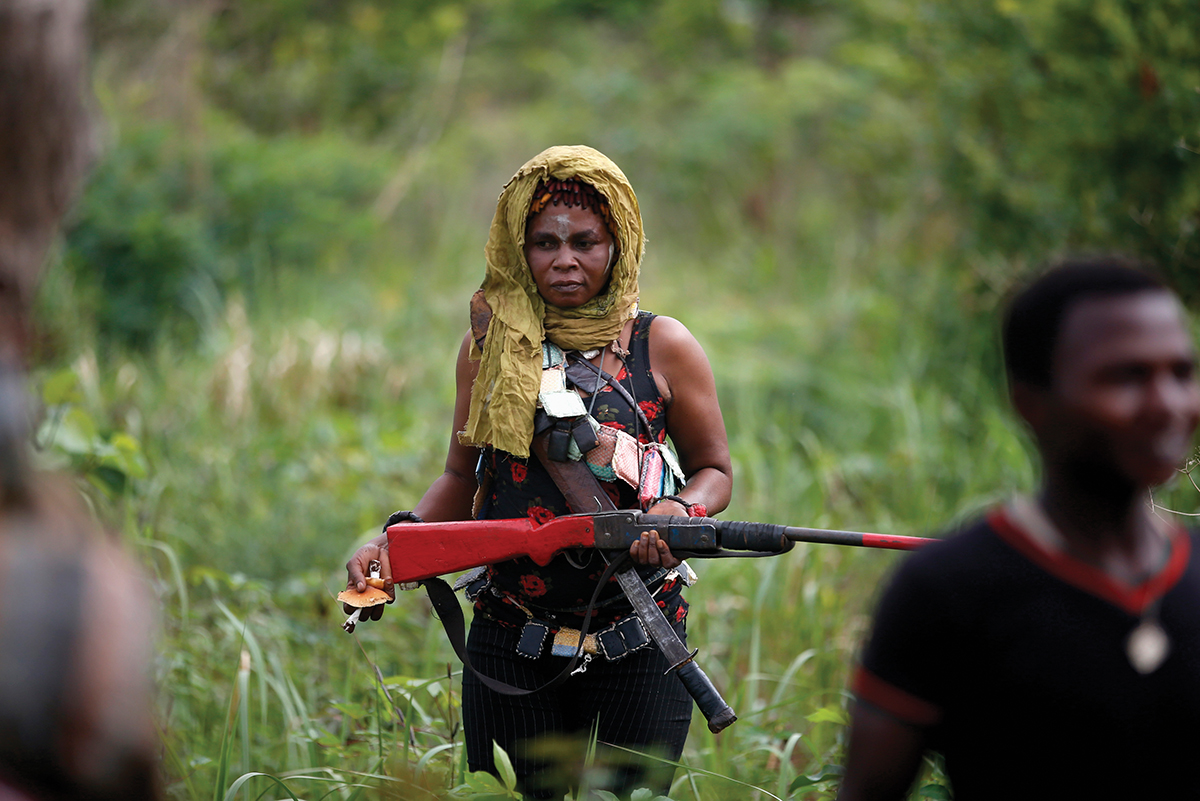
[1127,597,1170,675]
[1008,495,1172,675]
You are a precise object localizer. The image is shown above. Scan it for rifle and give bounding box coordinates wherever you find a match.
[385,511,933,733]
[386,510,933,584]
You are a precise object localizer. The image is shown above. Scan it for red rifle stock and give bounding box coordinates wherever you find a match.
[387,510,934,583]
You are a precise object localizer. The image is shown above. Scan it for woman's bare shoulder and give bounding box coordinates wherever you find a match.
[647,314,705,359]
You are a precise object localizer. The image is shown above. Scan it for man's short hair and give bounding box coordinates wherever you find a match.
[1002,256,1167,388]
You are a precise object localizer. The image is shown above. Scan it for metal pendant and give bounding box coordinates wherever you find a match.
[578,348,600,360]
[1127,618,1170,675]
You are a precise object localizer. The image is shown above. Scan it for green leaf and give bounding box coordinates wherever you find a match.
[88,465,128,496]
[455,769,509,792]
[41,369,81,406]
[492,741,517,793]
[789,764,844,792]
[805,705,848,725]
[919,784,951,800]
[331,701,369,720]
[111,431,140,451]
[53,407,99,455]
[222,772,301,801]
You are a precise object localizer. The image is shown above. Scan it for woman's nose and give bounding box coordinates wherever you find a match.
[551,250,579,268]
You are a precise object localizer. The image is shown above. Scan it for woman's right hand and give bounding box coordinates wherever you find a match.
[344,533,395,621]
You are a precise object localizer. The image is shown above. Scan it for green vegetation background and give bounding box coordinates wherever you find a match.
[30,0,1200,798]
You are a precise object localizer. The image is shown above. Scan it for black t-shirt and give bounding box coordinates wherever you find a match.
[854,506,1200,800]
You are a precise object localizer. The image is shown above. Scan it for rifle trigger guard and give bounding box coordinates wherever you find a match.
[665,648,700,676]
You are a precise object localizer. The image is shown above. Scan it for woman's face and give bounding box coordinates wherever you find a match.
[524,203,615,308]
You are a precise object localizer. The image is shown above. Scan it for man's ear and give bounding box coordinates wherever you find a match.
[1010,379,1048,432]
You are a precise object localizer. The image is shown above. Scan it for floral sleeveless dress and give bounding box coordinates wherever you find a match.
[474,311,686,628]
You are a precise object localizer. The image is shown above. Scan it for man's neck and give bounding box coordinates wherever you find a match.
[1037,475,1167,584]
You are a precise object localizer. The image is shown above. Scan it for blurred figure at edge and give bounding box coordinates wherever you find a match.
[0,1,160,799]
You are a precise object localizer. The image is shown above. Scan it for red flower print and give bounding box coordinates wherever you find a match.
[614,366,629,381]
[638,400,660,421]
[511,462,527,483]
[675,605,687,623]
[601,421,626,432]
[519,574,548,597]
[528,505,555,525]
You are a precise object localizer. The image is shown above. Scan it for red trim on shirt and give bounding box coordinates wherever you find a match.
[987,507,1190,616]
[851,665,942,727]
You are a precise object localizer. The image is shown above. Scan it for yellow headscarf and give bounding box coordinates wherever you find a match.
[459,145,645,458]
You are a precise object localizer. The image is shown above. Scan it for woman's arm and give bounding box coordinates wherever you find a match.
[647,315,733,514]
[632,316,734,568]
[345,332,481,616]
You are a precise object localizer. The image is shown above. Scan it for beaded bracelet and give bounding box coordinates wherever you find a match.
[656,495,708,518]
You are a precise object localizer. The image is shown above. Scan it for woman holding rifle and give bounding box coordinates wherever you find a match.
[344,145,733,798]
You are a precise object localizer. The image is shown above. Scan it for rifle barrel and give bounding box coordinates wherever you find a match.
[783,527,934,551]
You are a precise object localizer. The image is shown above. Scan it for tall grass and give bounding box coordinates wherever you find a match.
[34,126,1200,801]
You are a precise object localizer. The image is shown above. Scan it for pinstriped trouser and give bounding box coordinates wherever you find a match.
[463,612,693,800]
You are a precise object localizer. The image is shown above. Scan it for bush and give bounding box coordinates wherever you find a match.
[845,0,1200,298]
[64,123,385,349]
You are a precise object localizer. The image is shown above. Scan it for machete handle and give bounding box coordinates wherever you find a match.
[674,659,737,733]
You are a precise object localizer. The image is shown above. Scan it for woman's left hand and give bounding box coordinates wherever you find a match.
[629,529,682,570]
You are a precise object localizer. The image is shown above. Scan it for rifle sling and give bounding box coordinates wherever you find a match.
[529,435,698,668]
[420,430,626,697]
[533,431,738,732]
[422,550,625,697]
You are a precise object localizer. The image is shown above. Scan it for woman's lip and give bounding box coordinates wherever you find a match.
[550,282,584,291]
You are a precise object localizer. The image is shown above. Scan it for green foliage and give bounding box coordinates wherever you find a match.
[35,367,147,500]
[843,0,1200,297]
[203,0,469,137]
[63,123,384,349]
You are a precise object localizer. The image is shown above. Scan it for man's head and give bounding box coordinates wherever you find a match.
[1003,258,1168,389]
[1004,257,1200,492]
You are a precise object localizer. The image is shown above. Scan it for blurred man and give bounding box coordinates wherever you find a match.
[838,259,1200,800]
[1,1,160,798]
